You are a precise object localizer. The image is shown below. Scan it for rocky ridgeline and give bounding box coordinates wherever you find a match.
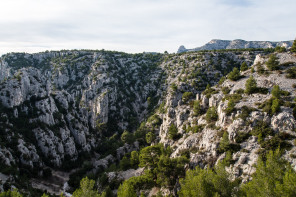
[178,39,293,53]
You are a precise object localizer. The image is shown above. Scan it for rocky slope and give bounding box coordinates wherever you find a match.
[178,39,293,53]
[130,50,296,196]
[0,47,296,196]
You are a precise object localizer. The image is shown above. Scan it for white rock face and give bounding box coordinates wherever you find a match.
[271,111,296,132]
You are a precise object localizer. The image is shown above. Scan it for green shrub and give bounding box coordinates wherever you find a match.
[168,124,180,140]
[218,76,226,85]
[182,92,194,103]
[171,83,178,92]
[235,132,251,143]
[223,93,242,103]
[193,100,202,116]
[130,151,139,167]
[251,67,255,73]
[257,64,266,75]
[146,132,156,144]
[266,54,279,71]
[202,86,218,98]
[234,88,245,94]
[286,67,296,79]
[120,156,131,170]
[237,106,255,120]
[251,121,273,139]
[271,98,280,115]
[240,62,248,71]
[225,99,235,115]
[228,67,241,81]
[271,85,280,99]
[259,98,282,115]
[205,107,218,123]
[121,130,134,144]
[222,87,230,94]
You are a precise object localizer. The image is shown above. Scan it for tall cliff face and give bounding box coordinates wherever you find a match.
[0,51,165,169]
[0,49,249,172]
[178,39,293,53]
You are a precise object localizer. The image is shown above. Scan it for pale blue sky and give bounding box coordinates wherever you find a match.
[0,0,295,54]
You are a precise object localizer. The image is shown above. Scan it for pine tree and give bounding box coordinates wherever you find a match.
[227,67,241,81]
[146,131,156,144]
[240,62,248,71]
[72,177,100,197]
[245,75,257,94]
[193,100,201,116]
[168,124,179,140]
[205,107,218,123]
[266,54,279,71]
[225,99,235,115]
[219,132,230,152]
[271,98,280,115]
[130,151,139,167]
[117,182,137,197]
[271,85,281,99]
[240,149,294,196]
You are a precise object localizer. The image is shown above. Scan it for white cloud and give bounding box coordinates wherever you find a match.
[0,0,295,55]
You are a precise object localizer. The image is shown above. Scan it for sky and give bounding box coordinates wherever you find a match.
[0,0,295,54]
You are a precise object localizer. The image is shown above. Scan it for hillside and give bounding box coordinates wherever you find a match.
[178,39,293,53]
[0,45,296,196]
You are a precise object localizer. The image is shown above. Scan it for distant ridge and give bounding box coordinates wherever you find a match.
[178,39,293,53]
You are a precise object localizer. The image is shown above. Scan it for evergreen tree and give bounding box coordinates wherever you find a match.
[240,62,248,71]
[130,151,139,167]
[139,145,161,169]
[121,130,133,144]
[117,182,137,197]
[146,131,156,144]
[120,156,131,170]
[72,177,100,197]
[205,107,218,123]
[240,149,296,196]
[219,132,230,153]
[271,85,281,99]
[168,124,179,140]
[266,54,279,71]
[271,98,280,115]
[0,190,23,197]
[227,67,241,81]
[245,75,257,94]
[193,100,201,116]
[225,99,235,115]
[179,158,237,197]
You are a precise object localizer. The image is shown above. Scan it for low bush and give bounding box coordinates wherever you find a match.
[222,86,230,94]
[182,92,194,103]
[235,132,251,143]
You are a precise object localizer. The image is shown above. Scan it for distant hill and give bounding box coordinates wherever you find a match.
[178,39,293,53]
